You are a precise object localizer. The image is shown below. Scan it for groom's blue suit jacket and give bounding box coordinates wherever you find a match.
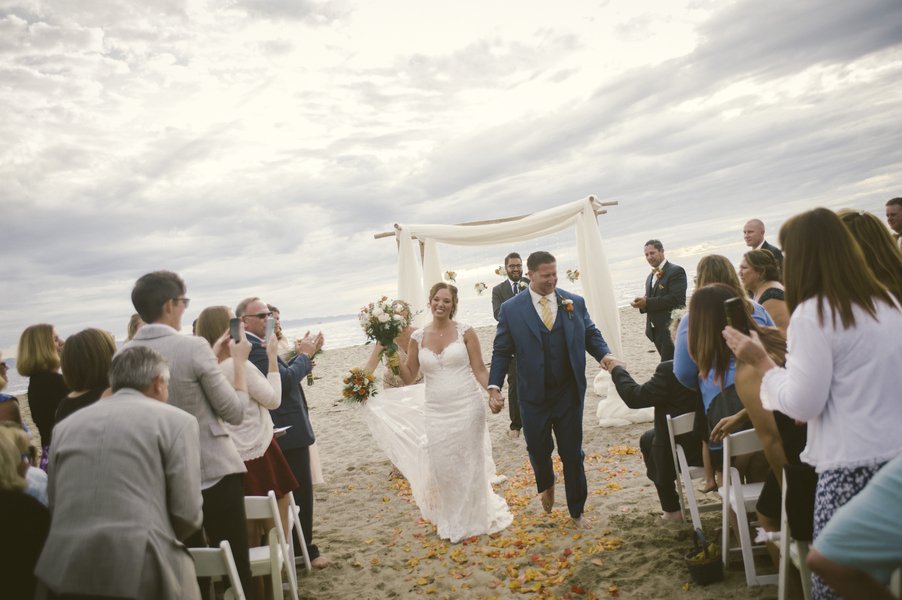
[489,288,610,406]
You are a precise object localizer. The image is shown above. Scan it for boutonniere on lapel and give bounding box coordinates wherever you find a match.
[518,280,528,290]
[652,267,664,278]
[558,296,574,319]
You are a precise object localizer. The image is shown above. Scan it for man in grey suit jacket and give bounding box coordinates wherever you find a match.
[491,252,529,437]
[36,346,203,600]
[123,270,253,596]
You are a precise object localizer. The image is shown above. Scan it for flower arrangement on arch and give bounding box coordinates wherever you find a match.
[341,368,377,404]
[444,271,457,283]
[474,282,487,295]
[494,266,505,276]
[566,269,580,283]
[358,297,410,375]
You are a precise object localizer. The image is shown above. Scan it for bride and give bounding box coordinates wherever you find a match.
[365,282,512,542]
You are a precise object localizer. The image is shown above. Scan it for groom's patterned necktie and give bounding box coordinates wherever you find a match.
[539,297,554,330]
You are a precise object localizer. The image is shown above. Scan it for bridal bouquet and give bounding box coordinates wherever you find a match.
[341,368,377,404]
[566,269,580,283]
[359,296,410,375]
[474,281,487,295]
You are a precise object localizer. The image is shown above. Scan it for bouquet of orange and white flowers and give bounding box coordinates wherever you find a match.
[566,269,580,283]
[359,296,410,375]
[474,282,487,295]
[341,368,377,403]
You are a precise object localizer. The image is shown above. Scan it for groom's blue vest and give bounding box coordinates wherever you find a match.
[540,310,571,389]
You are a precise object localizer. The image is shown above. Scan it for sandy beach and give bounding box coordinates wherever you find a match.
[19,307,776,599]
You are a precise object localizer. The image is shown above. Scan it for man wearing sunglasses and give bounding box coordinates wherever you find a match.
[236,297,329,568]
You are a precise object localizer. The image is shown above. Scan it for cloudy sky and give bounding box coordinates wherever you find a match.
[2,0,901,354]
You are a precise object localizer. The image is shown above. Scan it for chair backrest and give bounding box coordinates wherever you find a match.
[244,493,276,521]
[724,429,762,460]
[189,540,246,600]
[668,412,695,437]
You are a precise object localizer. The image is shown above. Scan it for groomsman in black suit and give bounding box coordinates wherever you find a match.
[491,252,528,438]
[743,218,784,267]
[630,240,687,361]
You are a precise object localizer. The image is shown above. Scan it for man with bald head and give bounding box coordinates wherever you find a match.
[743,219,783,268]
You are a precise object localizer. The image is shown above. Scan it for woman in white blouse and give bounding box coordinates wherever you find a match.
[724,208,902,600]
[196,306,298,538]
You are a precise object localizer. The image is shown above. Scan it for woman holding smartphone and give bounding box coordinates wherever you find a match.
[724,208,902,599]
[195,306,298,539]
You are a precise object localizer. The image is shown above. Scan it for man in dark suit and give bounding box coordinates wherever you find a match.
[604,356,701,521]
[488,251,612,527]
[237,297,329,568]
[743,218,784,267]
[630,240,687,360]
[491,252,529,438]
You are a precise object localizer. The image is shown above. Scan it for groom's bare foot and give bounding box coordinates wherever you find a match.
[572,516,592,530]
[540,485,555,513]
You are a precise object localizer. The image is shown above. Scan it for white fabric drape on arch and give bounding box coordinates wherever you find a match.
[393,197,652,427]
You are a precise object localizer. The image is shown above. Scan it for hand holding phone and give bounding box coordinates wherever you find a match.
[264,318,275,341]
[724,297,751,335]
[229,318,242,343]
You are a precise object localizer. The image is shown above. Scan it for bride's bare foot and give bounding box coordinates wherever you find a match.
[572,516,592,530]
[540,485,555,513]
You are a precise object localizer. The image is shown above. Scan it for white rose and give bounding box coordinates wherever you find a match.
[373,307,384,317]
[377,313,391,323]
[392,314,402,322]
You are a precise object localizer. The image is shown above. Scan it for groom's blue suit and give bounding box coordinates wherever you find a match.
[489,287,610,519]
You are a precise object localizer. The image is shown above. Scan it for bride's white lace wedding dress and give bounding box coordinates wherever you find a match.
[363,322,512,542]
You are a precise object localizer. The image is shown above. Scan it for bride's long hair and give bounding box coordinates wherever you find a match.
[428,282,459,319]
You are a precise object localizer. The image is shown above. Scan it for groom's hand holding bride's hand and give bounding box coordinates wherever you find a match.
[488,388,505,414]
[600,355,623,372]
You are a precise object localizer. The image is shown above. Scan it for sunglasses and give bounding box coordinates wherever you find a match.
[244,312,272,320]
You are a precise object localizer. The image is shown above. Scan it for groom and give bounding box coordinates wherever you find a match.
[488,251,612,527]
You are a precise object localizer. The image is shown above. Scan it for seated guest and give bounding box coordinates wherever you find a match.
[0,430,49,600]
[54,328,117,425]
[35,346,203,600]
[837,208,902,300]
[16,324,67,470]
[604,311,702,521]
[0,422,47,506]
[739,249,790,332]
[195,306,298,539]
[807,454,902,600]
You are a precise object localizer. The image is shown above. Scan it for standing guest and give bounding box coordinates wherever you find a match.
[0,352,27,429]
[0,422,47,506]
[267,304,293,359]
[724,207,902,600]
[739,249,790,332]
[743,218,784,268]
[126,313,145,341]
[604,311,701,522]
[489,251,613,528]
[885,197,902,249]
[838,208,902,300]
[491,252,529,437]
[237,297,330,568]
[631,239,687,360]
[16,324,67,470]
[123,271,253,596]
[0,431,49,600]
[35,347,204,600]
[195,306,298,538]
[54,328,117,425]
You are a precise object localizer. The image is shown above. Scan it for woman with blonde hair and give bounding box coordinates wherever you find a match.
[195,306,298,540]
[739,249,790,332]
[54,328,117,425]
[724,208,902,599]
[16,324,66,470]
[125,313,145,341]
[837,208,902,300]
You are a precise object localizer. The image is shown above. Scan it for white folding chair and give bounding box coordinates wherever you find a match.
[189,540,246,600]
[719,429,777,587]
[245,491,299,600]
[778,468,812,600]
[287,493,313,572]
[666,413,719,529]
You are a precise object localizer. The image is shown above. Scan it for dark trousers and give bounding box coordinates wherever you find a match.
[507,358,521,431]
[650,322,674,361]
[523,384,587,519]
[281,445,320,560]
[640,426,702,513]
[187,473,252,599]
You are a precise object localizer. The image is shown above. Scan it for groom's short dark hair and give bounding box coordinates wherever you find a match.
[526,251,556,272]
[504,252,521,267]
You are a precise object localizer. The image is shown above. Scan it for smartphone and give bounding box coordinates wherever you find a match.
[724,297,751,335]
[264,318,275,341]
[229,318,241,343]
